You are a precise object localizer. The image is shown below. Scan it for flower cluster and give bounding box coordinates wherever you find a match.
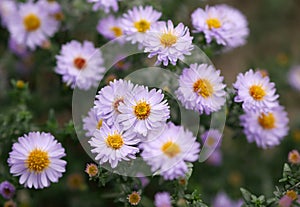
[234,69,289,148]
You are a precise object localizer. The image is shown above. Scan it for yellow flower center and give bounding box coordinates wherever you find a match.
[25,149,50,173]
[289,150,300,164]
[16,80,25,89]
[134,19,151,33]
[206,18,221,29]
[193,79,214,98]
[128,192,141,206]
[286,190,298,200]
[113,97,124,113]
[110,26,123,37]
[258,113,276,129]
[54,12,64,21]
[73,57,86,70]
[106,133,124,150]
[161,141,181,158]
[96,119,103,130]
[23,14,41,32]
[134,101,151,120]
[249,85,266,101]
[206,137,216,147]
[160,33,178,47]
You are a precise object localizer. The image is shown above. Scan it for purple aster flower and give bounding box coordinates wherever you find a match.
[207,149,222,166]
[122,6,162,45]
[176,63,226,115]
[83,107,104,137]
[141,122,200,180]
[87,0,119,13]
[288,65,300,91]
[201,129,223,149]
[8,132,67,189]
[143,20,194,66]
[7,1,59,50]
[118,85,170,137]
[94,79,135,126]
[191,4,249,49]
[97,15,124,41]
[154,192,172,207]
[278,195,293,207]
[213,192,243,207]
[0,181,15,199]
[233,69,279,113]
[0,0,17,27]
[55,40,105,90]
[89,123,140,168]
[240,105,289,149]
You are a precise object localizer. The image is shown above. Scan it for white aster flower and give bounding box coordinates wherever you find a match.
[83,107,104,137]
[122,6,162,45]
[176,63,226,115]
[143,20,194,66]
[118,86,170,136]
[55,40,105,90]
[8,1,59,50]
[89,123,140,168]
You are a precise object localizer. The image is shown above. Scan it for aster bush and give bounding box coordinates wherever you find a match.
[0,0,300,207]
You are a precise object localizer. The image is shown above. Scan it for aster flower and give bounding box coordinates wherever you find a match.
[191,4,249,48]
[176,63,226,114]
[279,195,293,207]
[201,129,223,149]
[122,6,162,45]
[85,163,98,177]
[143,20,194,66]
[0,0,17,27]
[233,69,279,113]
[83,107,103,137]
[89,123,140,168]
[94,79,135,126]
[8,132,67,189]
[127,191,141,206]
[288,150,300,164]
[207,150,222,166]
[154,192,172,207]
[240,105,289,149]
[288,65,300,91]
[118,85,170,136]
[0,181,15,199]
[87,0,119,13]
[97,15,124,41]
[213,192,243,207]
[141,122,200,180]
[55,40,105,90]
[7,1,59,50]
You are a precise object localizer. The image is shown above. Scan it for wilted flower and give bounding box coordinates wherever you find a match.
[127,191,141,206]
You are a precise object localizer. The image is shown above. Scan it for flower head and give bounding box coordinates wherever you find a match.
[85,163,98,177]
[83,107,103,137]
[191,4,249,48]
[278,195,293,207]
[8,132,66,189]
[7,1,59,50]
[154,192,172,207]
[97,15,124,41]
[118,86,170,136]
[288,150,300,164]
[240,105,289,149]
[37,0,63,21]
[141,122,200,180]
[176,63,226,114]
[87,0,119,13]
[55,40,105,90]
[288,65,300,91]
[122,6,162,44]
[0,181,15,199]
[94,79,135,126]
[143,20,194,66]
[89,123,140,168]
[233,69,279,113]
[127,191,141,206]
